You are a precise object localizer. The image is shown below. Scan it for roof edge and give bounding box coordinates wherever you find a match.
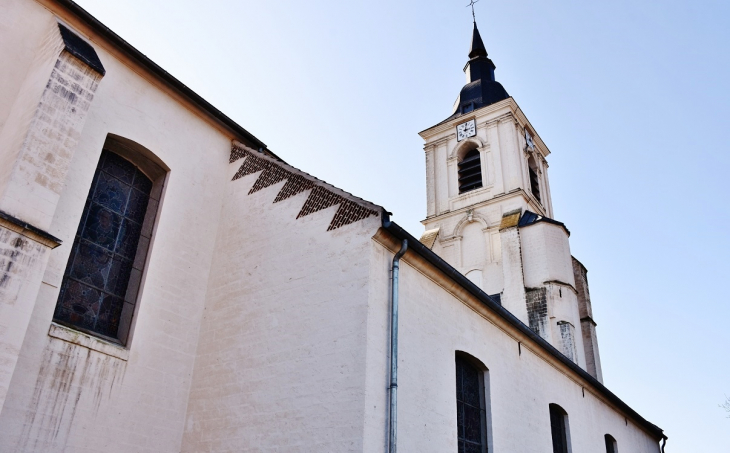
[380,213,666,442]
[231,140,382,214]
[50,0,269,153]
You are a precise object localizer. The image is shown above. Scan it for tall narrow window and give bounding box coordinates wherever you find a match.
[456,354,487,453]
[528,155,541,203]
[605,434,618,453]
[458,149,483,193]
[54,149,155,344]
[549,404,570,453]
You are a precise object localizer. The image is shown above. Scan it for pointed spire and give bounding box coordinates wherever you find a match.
[469,22,488,59]
[448,20,509,118]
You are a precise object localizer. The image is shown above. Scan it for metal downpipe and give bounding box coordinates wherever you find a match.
[389,239,408,453]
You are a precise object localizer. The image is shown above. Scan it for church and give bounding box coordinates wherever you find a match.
[0,0,666,451]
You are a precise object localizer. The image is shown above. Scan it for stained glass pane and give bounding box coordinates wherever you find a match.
[107,257,133,297]
[456,356,486,453]
[101,151,136,184]
[126,188,149,220]
[550,406,568,453]
[96,294,124,336]
[55,279,102,330]
[93,171,130,215]
[116,219,142,259]
[463,366,480,406]
[457,402,465,438]
[133,170,153,194]
[55,150,153,341]
[82,204,121,251]
[70,241,113,288]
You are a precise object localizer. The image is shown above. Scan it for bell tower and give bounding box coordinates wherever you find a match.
[418,20,603,381]
[420,21,553,295]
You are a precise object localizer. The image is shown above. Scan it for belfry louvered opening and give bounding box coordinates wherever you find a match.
[528,155,541,203]
[458,149,483,193]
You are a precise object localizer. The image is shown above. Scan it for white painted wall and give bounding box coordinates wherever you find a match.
[181,163,382,451]
[0,1,235,450]
[366,241,662,453]
[520,221,575,289]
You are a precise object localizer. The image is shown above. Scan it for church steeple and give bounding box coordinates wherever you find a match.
[464,23,496,84]
[468,22,488,59]
[450,21,509,117]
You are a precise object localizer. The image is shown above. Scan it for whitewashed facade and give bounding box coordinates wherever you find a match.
[0,0,665,452]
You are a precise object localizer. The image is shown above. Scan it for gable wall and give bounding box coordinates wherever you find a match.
[181,163,381,451]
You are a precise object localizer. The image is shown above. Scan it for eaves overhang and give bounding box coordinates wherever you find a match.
[419,97,551,159]
[46,0,277,159]
[380,211,666,442]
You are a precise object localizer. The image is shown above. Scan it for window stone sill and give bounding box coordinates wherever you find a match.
[48,323,129,361]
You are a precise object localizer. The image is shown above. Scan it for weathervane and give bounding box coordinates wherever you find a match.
[466,0,480,23]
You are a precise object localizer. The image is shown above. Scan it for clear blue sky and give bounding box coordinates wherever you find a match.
[74,0,729,450]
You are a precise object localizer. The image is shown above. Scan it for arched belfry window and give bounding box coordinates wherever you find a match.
[456,353,489,453]
[549,404,571,453]
[458,148,483,193]
[528,155,541,203]
[55,138,165,345]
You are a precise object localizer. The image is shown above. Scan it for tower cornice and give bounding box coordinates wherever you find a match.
[419,97,551,158]
[420,188,548,226]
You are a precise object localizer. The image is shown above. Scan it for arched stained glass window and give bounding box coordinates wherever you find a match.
[604,434,618,453]
[54,150,153,343]
[456,354,488,453]
[550,404,570,453]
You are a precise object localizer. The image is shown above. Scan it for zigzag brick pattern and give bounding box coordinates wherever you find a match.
[230,145,249,163]
[327,200,378,231]
[296,186,342,219]
[229,146,377,230]
[273,175,315,203]
[249,165,292,194]
[232,152,267,180]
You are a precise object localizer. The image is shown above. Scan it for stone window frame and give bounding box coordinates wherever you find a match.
[53,134,167,348]
[455,351,492,453]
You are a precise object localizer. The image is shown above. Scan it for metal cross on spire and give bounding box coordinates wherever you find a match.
[466,0,480,23]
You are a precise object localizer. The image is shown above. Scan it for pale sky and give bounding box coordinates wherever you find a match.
[72,0,730,450]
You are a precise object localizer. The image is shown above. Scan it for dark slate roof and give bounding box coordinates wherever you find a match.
[518,210,571,236]
[58,23,105,75]
[451,79,509,118]
[469,22,488,59]
[446,22,509,121]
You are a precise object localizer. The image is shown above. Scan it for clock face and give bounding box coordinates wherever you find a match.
[525,130,535,150]
[456,119,476,142]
